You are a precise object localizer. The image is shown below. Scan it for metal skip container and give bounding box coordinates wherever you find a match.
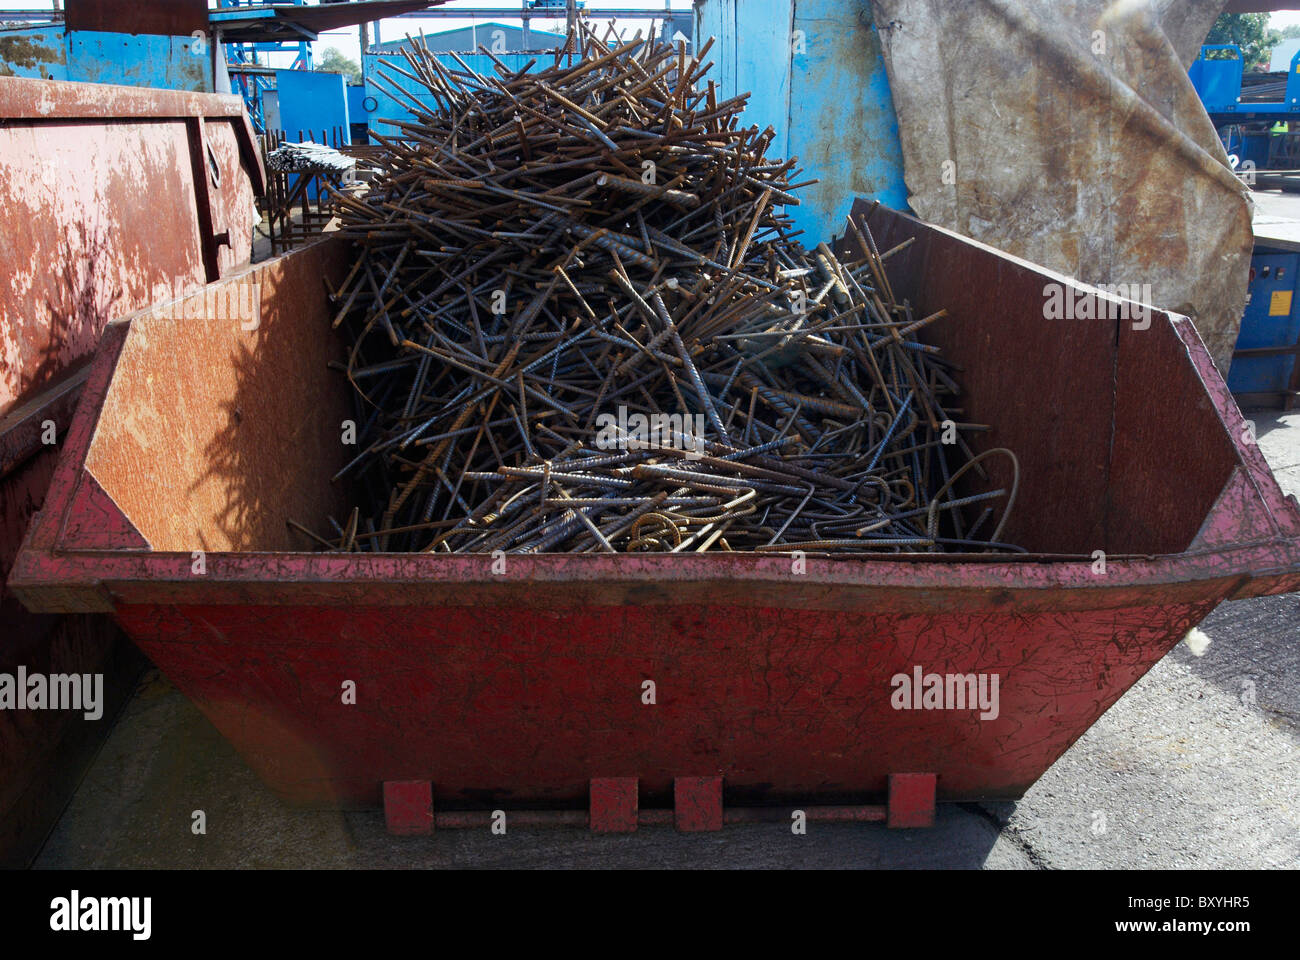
[9,204,1300,832]
[0,75,264,862]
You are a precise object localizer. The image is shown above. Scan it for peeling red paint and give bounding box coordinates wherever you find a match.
[0,75,261,418]
[0,75,262,861]
[8,212,1300,817]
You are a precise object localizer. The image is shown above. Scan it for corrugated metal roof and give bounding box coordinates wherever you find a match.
[370,21,567,53]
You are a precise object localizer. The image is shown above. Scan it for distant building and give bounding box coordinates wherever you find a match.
[657,19,692,46]
[368,15,690,57]
[370,22,568,56]
[362,13,693,140]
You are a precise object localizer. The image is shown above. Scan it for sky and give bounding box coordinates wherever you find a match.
[0,1,696,67]
[0,3,1295,67]
[309,1,695,65]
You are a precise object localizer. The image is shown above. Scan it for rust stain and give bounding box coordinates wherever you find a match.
[0,91,258,417]
[0,35,65,70]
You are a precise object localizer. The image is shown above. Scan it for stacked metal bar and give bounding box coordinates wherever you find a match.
[266,141,356,175]
[318,26,1021,555]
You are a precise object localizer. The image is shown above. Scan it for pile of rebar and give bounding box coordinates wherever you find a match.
[266,141,355,175]
[315,26,1021,555]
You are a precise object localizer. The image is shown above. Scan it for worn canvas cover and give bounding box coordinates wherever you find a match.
[870,0,1248,373]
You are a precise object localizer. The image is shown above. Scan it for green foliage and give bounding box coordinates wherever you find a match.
[1205,14,1280,71]
[317,47,362,85]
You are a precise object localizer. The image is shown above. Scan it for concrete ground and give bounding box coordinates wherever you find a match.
[1253,187,1300,231]
[32,411,1300,870]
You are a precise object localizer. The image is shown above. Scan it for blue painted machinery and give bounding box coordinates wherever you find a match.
[1190,43,1300,171]
[0,1,429,137]
[219,0,314,136]
[694,0,908,244]
[1231,247,1300,408]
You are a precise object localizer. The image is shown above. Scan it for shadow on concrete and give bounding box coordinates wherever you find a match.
[34,672,1020,869]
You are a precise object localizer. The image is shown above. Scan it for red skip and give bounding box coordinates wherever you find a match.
[383,780,433,836]
[674,776,723,832]
[888,773,937,828]
[590,778,639,833]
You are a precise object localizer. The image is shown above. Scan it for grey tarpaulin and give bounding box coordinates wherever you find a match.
[869,0,1249,373]
[1154,0,1229,69]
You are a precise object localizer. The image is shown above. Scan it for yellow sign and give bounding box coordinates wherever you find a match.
[1269,290,1293,316]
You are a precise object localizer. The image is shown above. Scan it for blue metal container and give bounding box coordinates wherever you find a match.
[362,51,547,140]
[694,0,908,244]
[0,24,211,91]
[276,67,350,144]
[1229,249,1300,404]
[1189,44,1246,115]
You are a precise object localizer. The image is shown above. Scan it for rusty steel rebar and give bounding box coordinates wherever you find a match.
[308,25,1022,556]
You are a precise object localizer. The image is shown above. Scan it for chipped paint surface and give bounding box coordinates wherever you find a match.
[66,33,211,94]
[786,0,909,238]
[0,77,257,416]
[0,120,207,415]
[0,28,67,81]
[0,28,210,90]
[695,0,909,242]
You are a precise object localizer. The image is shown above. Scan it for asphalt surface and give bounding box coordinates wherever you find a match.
[32,411,1300,869]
